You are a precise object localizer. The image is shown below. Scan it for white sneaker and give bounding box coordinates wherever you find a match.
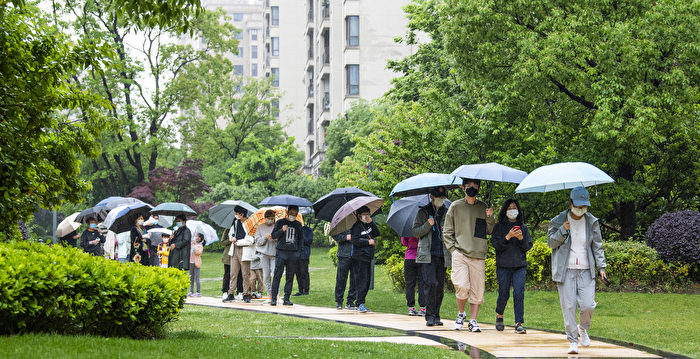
[468,319,481,333]
[454,313,466,330]
[578,325,591,347]
[568,342,578,354]
[235,293,243,300]
[222,292,228,300]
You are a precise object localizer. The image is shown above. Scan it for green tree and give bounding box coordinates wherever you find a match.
[319,100,375,176]
[227,138,304,193]
[0,2,107,239]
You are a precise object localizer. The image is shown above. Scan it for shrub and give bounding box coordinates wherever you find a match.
[328,246,338,267]
[646,210,700,265]
[384,254,405,291]
[0,241,189,337]
[203,238,225,253]
[526,237,552,285]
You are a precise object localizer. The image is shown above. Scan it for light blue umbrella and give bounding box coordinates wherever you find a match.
[390,173,461,199]
[208,200,257,228]
[386,195,452,237]
[95,196,124,207]
[259,194,313,207]
[515,162,615,193]
[451,162,528,184]
[150,202,197,217]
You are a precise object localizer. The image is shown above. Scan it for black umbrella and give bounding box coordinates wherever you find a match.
[386,195,452,237]
[103,203,154,234]
[313,187,376,222]
[75,206,110,223]
[258,194,313,207]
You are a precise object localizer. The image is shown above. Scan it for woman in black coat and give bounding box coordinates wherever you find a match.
[130,214,152,265]
[168,214,191,270]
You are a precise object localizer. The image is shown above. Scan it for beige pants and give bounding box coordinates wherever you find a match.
[450,250,485,304]
[229,248,250,295]
[250,268,264,293]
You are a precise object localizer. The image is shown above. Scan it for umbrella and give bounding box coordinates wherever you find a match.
[389,173,461,198]
[103,203,154,234]
[515,162,615,193]
[258,194,313,207]
[386,195,452,237]
[186,220,219,245]
[329,196,384,236]
[144,215,173,228]
[100,197,145,211]
[75,206,110,223]
[150,202,197,217]
[243,206,304,236]
[208,200,258,228]
[451,162,528,184]
[313,187,376,222]
[94,196,124,207]
[55,212,81,237]
[148,227,173,236]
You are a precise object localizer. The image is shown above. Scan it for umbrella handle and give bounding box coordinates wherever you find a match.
[486,181,494,207]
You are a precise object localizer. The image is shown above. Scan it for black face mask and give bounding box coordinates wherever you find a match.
[466,187,479,197]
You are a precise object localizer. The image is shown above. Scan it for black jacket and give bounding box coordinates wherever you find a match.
[271,219,303,252]
[351,221,379,262]
[169,226,191,270]
[300,226,313,259]
[333,230,352,258]
[491,221,533,268]
[80,229,105,256]
[130,226,151,265]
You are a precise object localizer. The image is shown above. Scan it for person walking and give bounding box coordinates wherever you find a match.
[130,214,152,265]
[293,224,313,296]
[80,217,105,256]
[548,186,607,355]
[443,178,495,332]
[254,209,277,302]
[413,186,450,326]
[270,205,303,306]
[224,206,252,303]
[333,229,357,310]
[188,233,205,297]
[168,214,191,271]
[350,206,379,313]
[491,199,533,334]
[401,236,425,316]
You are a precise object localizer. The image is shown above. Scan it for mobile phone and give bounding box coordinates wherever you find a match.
[512,226,520,231]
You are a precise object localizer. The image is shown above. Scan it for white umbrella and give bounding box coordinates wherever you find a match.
[515,162,615,193]
[55,212,81,237]
[186,220,219,245]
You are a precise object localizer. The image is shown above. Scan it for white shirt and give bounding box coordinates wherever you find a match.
[567,213,590,269]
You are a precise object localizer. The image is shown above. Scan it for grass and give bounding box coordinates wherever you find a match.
[199,248,699,358]
[0,305,466,359]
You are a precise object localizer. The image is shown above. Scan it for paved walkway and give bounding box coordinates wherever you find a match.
[185,296,662,358]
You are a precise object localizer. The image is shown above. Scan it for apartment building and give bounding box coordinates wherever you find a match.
[262,0,417,176]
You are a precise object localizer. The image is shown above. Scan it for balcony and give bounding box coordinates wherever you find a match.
[322,92,330,112]
[308,47,313,60]
[323,51,329,64]
[307,83,314,97]
[322,3,330,18]
[307,117,314,135]
[307,8,314,22]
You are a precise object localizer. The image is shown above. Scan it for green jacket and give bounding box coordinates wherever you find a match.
[412,204,451,267]
[443,198,495,259]
[221,228,232,264]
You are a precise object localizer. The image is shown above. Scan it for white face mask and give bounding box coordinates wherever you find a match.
[176,221,184,228]
[360,215,371,223]
[137,219,144,226]
[287,215,296,222]
[265,219,274,225]
[506,209,519,220]
[571,206,588,217]
[432,197,446,207]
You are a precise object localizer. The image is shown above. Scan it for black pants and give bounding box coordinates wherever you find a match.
[222,264,231,293]
[296,258,310,293]
[353,259,372,306]
[421,255,446,321]
[271,250,298,301]
[404,259,425,308]
[335,257,357,305]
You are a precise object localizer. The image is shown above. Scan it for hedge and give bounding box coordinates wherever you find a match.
[0,241,189,337]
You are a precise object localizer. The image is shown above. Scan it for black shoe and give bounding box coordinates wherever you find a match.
[283,299,294,306]
[292,292,303,297]
[515,322,527,334]
[346,304,356,310]
[243,294,251,303]
[496,316,504,331]
[426,317,435,327]
[270,299,277,306]
[302,291,310,295]
[434,317,443,326]
[336,303,343,310]
[222,294,235,302]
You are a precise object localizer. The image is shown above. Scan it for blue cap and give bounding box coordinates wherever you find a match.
[570,186,591,206]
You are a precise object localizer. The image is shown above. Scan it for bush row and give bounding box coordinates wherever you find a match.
[0,241,189,337]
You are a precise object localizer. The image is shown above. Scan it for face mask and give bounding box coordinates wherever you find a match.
[176,221,184,228]
[287,216,296,222]
[432,197,446,207]
[360,215,371,223]
[137,220,144,226]
[163,238,169,243]
[89,223,97,229]
[152,220,158,225]
[571,206,588,217]
[506,209,519,220]
[265,219,274,225]
[465,187,479,197]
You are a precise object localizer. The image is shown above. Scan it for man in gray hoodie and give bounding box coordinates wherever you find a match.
[547,186,607,355]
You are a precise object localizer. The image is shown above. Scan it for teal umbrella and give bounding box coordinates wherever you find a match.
[150,202,197,217]
[208,200,257,228]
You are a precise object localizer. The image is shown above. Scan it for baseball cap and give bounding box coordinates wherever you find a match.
[570,186,591,206]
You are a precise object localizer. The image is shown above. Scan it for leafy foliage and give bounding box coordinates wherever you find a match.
[646,210,700,265]
[319,100,376,176]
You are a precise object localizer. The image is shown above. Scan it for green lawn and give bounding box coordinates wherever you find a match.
[199,248,699,358]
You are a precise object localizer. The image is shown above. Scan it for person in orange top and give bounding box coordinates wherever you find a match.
[188,233,205,297]
[157,233,171,268]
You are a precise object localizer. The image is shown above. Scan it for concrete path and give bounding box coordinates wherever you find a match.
[185,296,662,358]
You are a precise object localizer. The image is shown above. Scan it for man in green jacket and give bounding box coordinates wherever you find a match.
[443,178,495,332]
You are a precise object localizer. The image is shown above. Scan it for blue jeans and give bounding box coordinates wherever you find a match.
[495,266,526,323]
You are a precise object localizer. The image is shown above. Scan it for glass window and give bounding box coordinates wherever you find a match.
[237,47,243,57]
[271,6,279,26]
[234,31,243,40]
[346,65,359,95]
[251,63,258,77]
[272,99,279,118]
[251,45,258,59]
[346,16,359,47]
[251,29,258,41]
[272,37,279,56]
[233,13,243,21]
[271,68,279,86]
[234,65,244,76]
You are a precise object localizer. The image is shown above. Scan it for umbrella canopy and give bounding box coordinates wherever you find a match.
[243,206,304,236]
[150,202,197,217]
[144,215,173,228]
[148,227,173,236]
[75,206,110,223]
[515,162,615,193]
[100,197,145,211]
[94,196,124,207]
[386,195,452,237]
[329,196,384,236]
[390,173,461,198]
[258,194,313,207]
[313,187,376,222]
[208,200,258,228]
[451,162,528,184]
[186,220,219,246]
[103,203,154,234]
[55,212,81,237]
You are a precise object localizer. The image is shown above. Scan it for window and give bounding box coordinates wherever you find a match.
[271,37,279,56]
[346,16,359,47]
[234,31,243,40]
[271,68,279,86]
[251,63,258,77]
[272,99,279,118]
[234,65,244,76]
[346,65,359,95]
[233,13,243,22]
[271,6,279,26]
[237,47,243,57]
[251,45,258,59]
[251,29,258,41]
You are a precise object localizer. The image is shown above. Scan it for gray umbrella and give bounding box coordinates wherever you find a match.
[150,202,197,217]
[386,195,452,237]
[329,196,384,236]
[208,200,257,228]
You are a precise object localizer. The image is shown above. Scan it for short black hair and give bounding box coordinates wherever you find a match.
[462,178,481,186]
[287,205,299,212]
[429,186,447,197]
[264,209,276,218]
[234,205,247,215]
[175,214,187,221]
[356,206,370,215]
